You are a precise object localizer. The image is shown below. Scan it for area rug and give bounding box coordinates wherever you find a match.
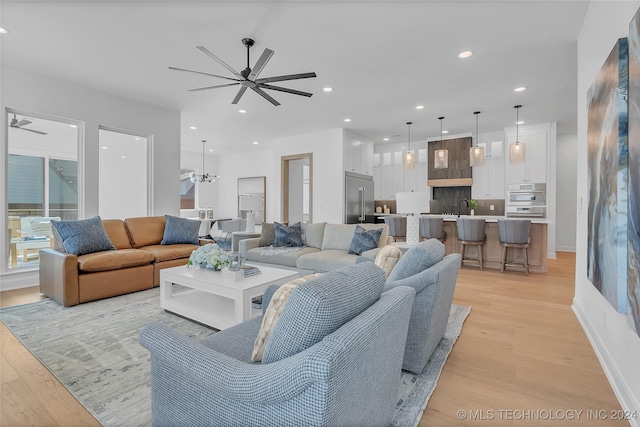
[0,288,470,427]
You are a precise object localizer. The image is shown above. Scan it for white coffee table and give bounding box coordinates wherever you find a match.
[160,264,298,330]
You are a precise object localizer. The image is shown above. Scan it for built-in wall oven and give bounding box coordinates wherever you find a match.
[506,183,546,218]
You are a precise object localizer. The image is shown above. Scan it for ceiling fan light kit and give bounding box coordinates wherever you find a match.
[171,38,317,106]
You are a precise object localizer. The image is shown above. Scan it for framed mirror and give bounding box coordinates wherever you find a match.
[238,176,266,224]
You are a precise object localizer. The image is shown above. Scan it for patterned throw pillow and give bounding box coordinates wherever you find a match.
[50,216,116,256]
[251,273,322,362]
[374,245,403,278]
[273,222,302,247]
[161,215,201,245]
[348,224,383,255]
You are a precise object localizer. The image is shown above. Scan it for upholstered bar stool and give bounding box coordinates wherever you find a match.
[384,216,407,242]
[497,219,531,275]
[456,218,486,269]
[419,217,446,243]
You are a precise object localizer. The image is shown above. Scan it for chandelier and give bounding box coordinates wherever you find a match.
[190,139,220,183]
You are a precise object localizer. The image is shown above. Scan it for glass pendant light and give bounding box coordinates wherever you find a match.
[403,121,415,170]
[509,105,525,164]
[469,111,485,166]
[189,140,220,183]
[434,116,448,169]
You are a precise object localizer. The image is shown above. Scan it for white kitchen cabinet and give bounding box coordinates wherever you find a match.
[343,140,374,176]
[472,156,505,198]
[373,167,382,199]
[391,166,405,195]
[505,123,551,184]
[478,140,504,158]
[403,162,428,192]
[374,165,406,199]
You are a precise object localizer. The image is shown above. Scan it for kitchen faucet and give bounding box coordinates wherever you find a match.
[457,198,469,218]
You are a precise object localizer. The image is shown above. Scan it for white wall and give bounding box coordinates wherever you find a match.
[576,2,640,423]
[214,128,344,225]
[1,65,181,289]
[556,133,578,251]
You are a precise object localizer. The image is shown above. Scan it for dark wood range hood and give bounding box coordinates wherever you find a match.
[427,136,473,187]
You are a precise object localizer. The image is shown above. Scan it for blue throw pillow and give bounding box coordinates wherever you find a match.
[161,215,200,245]
[348,225,383,255]
[51,216,115,256]
[273,222,302,247]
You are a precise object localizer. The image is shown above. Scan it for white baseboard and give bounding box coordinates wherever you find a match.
[573,300,640,427]
[0,270,39,291]
[556,246,576,252]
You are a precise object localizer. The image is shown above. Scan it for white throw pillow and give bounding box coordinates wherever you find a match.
[375,245,403,278]
[251,273,322,362]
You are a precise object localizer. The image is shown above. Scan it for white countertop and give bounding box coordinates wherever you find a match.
[429,214,549,224]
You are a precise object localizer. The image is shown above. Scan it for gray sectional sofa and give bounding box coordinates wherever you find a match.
[239,222,391,273]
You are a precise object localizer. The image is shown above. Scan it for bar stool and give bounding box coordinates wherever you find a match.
[419,216,446,243]
[384,216,406,242]
[456,218,486,269]
[498,219,531,275]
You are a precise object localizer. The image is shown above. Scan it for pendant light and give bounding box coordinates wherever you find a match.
[190,140,220,183]
[434,116,448,169]
[403,121,415,170]
[509,105,525,164]
[470,111,485,166]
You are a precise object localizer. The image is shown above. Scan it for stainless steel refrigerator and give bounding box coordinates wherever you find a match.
[344,172,375,224]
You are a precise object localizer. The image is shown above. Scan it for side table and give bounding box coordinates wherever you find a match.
[231,231,261,252]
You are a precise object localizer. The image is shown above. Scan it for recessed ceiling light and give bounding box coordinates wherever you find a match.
[0,27,9,34]
[514,86,527,92]
[189,126,197,130]
[383,137,389,141]
[121,156,126,159]
[323,87,333,92]
[442,130,449,134]
[101,146,108,150]
[253,141,259,145]
[69,124,77,128]
[458,50,473,59]
[134,137,141,141]
[516,120,525,125]
[344,118,351,122]
[238,109,247,114]
[415,105,424,110]
[208,149,214,152]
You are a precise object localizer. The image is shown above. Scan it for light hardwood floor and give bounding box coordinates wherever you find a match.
[0,252,626,426]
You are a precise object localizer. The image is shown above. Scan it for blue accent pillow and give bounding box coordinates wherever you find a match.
[348,225,383,255]
[273,222,302,247]
[161,215,200,245]
[50,216,115,256]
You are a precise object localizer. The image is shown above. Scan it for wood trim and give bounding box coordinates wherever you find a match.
[281,153,313,223]
[427,178,473,187]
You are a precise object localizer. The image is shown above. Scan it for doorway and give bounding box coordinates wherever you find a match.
[281,153,312,223]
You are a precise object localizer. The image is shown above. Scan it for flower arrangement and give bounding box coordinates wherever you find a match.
[469,199,479,210]
[187,243,230,271]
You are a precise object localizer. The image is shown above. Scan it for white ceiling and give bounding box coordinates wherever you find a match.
[1,1,589,155]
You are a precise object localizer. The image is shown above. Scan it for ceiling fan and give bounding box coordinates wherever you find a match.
[10,114,48,135]
[169,38,317,106]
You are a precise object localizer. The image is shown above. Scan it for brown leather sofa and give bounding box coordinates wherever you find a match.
[39,216,200,307]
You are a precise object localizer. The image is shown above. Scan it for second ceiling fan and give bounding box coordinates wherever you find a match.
[170,38,317,106]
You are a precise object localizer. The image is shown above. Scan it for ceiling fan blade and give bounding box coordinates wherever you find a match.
[196,46,244,79]
[20,128,48,135]
[260,84,313,98]
[248,48,274,81]
[255,72,317,84]
[251,86,280,106]
[188,82,240,92]
[168,66,240,82]
[231,86,248,104]
[16,119,32,127]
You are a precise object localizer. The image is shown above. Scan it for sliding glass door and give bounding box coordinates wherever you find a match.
[5,109,80,271]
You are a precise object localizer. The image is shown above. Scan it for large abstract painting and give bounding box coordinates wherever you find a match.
[629,13,640,336]
[586,37,628,314]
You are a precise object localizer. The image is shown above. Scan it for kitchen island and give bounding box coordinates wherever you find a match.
[397,215,549,273]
